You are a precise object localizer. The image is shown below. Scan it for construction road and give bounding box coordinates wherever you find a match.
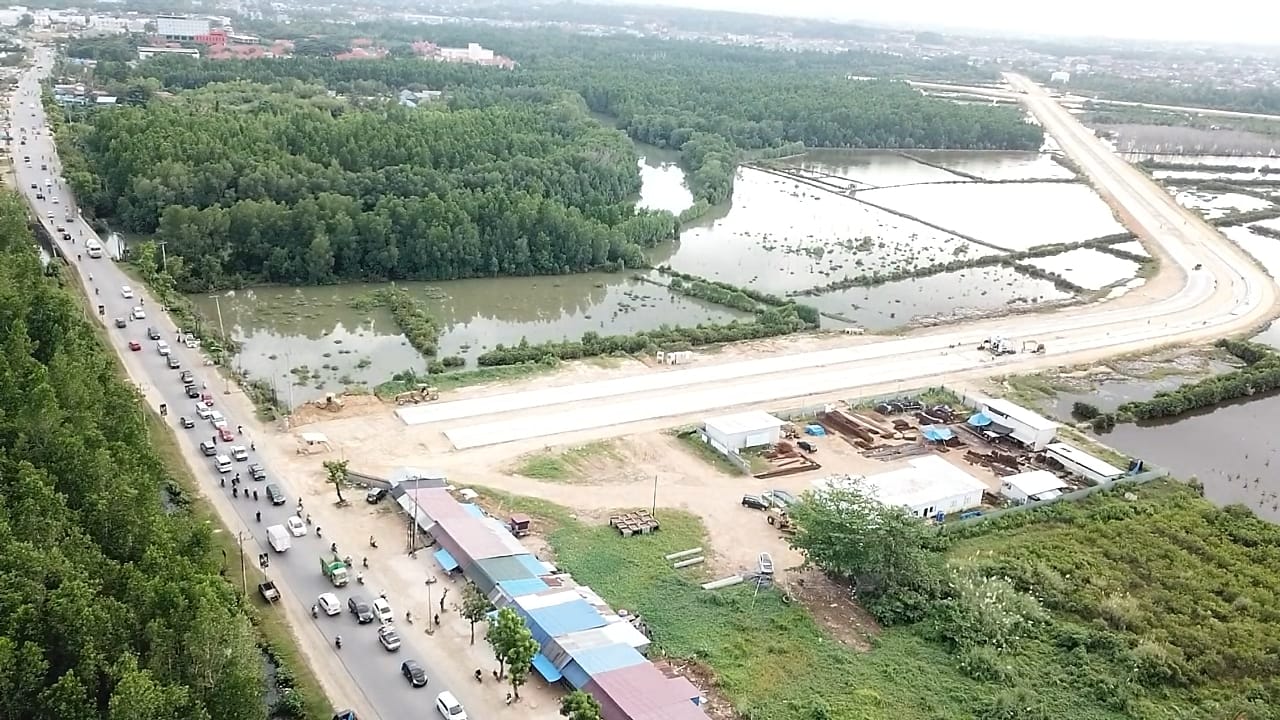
[404,73,1279,450]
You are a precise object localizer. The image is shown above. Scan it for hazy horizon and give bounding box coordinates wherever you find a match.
[610,0,1278,47]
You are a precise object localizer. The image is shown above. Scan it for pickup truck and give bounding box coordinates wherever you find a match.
[258,580,281,603]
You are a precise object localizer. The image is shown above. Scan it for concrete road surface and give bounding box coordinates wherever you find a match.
[10,47,488,720]
[409,73,1278,449]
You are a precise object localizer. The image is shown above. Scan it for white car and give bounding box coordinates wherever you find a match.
[317,592,341,616]
[435,692,467,720]
[194,403,214,420]
[372,597,393,625]
[51,196,58,204]
[230,445,248,461]
[208,410,225,426]
[131,306,146,320]
[377,624,402,652]
[155,340,170,356]
[286,515,306,537]
[121,285,134,299]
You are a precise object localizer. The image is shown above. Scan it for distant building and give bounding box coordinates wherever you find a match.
[972,398,1058,451]
[1044,442,1125,484]
[1050,70,1071,83]
[156,14,210,41]
[999,470,1068,504]
[813,455,988,519]
[702,411,785,452]
[415,40,515,69]
[138,46,200,60]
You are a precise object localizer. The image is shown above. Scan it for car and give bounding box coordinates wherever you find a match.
[149,327,162,341]
[131,306,146,320]
[54,225,63,233]
[121,286,133,299]
[230,445,248,461]
[741,494,770,510]
[185,384,200,398]
[317,592,341,616]
[45,211,53,219]
[265,483,285,505]
[348,596,375,624]
[764,489,798,508]
[366,487,388,504]
[400,660,428,688]
[435,691,467,720]
[166,355,180,369]
[40,163,45,170]
[29,183,35,189]
[179,370,194,383]
[372,597,393,625]
[194,403,214,420]
[199,440,216,456]
[286,515,306,537]
[155,340,170,356]
[128,340,142,351]
[50,196,58,204]
[248,463,266,481]
[218,426,235,442]
[377,624,402,652]
[179,416,195,429]
[34,192,43,200]
[113,318,126,329]
[208,410,225,426]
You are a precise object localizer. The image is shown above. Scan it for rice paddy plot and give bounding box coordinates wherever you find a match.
[788,148,970,186]
[1171,187,1274,220]
[1023,247,1142,291]
[861,182,1128,252]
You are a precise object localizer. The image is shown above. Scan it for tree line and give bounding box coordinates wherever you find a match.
[88,27,1043,212]
[1069,73,1280,115]
[0,192,270,719]
[61,81,676,291]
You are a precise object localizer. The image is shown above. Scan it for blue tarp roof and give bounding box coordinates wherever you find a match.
[967,412,993,427]
[460,503,485,518]
[524,599,607,645]
[922,425,954,442]
[531,653,562,682]
[434,548,459,572]
[561,643,649,687]
[498,578,549,599]
[514,553,548,576]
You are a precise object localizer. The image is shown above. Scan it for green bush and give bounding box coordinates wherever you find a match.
[1071,401,1100,420]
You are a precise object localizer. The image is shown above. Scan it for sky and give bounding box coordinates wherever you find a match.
[621,0,1280,46]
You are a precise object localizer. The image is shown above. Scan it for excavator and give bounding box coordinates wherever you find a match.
[1021,340,1046,354]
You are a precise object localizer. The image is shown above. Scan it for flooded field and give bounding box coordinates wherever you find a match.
[790,149,965,186]
[1220,225,1280,278]
[1101,125,1280,155]
[192,275,747,404]
[1023,247,1142,290]
[634,143,695,215]
[805,265,1070,329]
[1170,187,1274,219]
[910,149,1077,181]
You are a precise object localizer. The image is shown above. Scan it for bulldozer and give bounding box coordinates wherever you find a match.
[766,507,797,534]
[394,383,440,406]
[313,393,344,412]
[1021,340,1046,354]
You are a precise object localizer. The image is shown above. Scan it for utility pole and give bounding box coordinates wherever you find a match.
[651,474,658,515]
[156,239,168,272]
[408,475,420,553]
[210,294,229,394]
[236,531,248,597]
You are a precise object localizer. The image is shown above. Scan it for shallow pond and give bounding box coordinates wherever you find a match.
[1171,187,1274,219]
[909,149,1077,181]
[1023,247,1142,290]
[791,149,968,186]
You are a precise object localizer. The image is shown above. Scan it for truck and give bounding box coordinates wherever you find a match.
[267,524,291,553]
[320,553,350,587]
[258,580,280,603]
[977,335,1017,356]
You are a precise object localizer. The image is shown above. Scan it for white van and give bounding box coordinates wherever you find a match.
[267,525,291,553]
[214,454,232,473]
[85,238,103,258]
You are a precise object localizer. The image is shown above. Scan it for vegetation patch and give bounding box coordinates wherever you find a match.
[374,362,558,397]
[672,429,746,475]
[1116,338,1280,420]
[512,441,622,481]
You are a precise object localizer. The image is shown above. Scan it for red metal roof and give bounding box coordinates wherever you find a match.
[404,488,472,523]
[433,517,516,564]
[584,663,708,720]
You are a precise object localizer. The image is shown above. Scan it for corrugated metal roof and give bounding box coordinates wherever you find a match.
[547,626,618,669]
[569,643,647,677]
[524,599,607,645]
[472,555,540,594]
[497,577,548,599]
[514,553,550,576]
[434,517,518,562]
[585,664,708,720]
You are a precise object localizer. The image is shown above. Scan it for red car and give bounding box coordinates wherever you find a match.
[128,341,142,351]
[218,426,235,442]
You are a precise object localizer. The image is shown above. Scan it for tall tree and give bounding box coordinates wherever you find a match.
[322,459,349,504]
[461,582,494,646]
[485,605,538,692]
[560,690,603,720]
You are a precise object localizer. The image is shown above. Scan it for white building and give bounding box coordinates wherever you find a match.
[1000,470,1068,504]
[156,14,209,40]
[813,455,988,519]
[138,46,200,60]
[440,42,494,63]
[702,411,784,452]
[1050,71,1071,83]
[978,398,1058,451]
[1045,442,1125,484]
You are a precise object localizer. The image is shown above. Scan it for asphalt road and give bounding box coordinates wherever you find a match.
[10,48,470,720]
[406,73,1278,449]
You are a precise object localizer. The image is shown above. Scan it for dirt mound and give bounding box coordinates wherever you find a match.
[289,394,386,426]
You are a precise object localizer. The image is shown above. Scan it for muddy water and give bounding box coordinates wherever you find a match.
[1103,396,1280,522]
[191,274,748,405]
[634,142,694,215]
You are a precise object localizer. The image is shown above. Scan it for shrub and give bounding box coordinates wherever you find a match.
[1071,401,1101,420]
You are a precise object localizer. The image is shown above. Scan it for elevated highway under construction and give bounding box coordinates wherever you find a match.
[396,73,1278,451]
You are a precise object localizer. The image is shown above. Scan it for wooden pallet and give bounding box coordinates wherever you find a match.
[609,510,660,537]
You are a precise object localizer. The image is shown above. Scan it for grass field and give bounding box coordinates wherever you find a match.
[512,441,622,481]
[480,480,1280,720]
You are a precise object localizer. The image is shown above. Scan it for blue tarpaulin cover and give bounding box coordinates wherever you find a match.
[922,425,955,442]
[498,578,549,599]
[804,424,827,436]
[532,653,563,682]
[460,503,485,518]
[434,548,460,572]
[967,412,993,427]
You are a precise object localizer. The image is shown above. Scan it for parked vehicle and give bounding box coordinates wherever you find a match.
[366,486,388,504]
[258,581,280,603]
[741,494,770,510]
